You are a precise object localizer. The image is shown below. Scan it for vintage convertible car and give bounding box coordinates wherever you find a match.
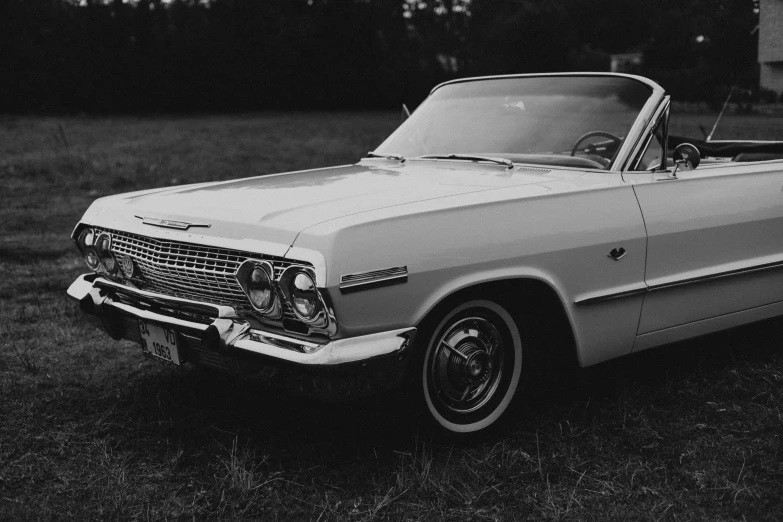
[68,73,783,436]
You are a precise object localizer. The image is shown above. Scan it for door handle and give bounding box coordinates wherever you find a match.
[608,247,626,261]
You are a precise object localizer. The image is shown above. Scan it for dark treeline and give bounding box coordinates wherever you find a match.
[0,0,759,113]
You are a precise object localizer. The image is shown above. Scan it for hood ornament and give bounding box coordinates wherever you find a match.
[135,215,211,230]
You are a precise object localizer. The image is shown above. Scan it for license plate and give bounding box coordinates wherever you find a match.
[138,319,181,365]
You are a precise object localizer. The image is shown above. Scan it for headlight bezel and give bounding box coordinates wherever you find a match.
[76,227,101,270]
[94,232,117,274]
[237,261,336,335]
[290,271,319,320]
[277,265,331,326]
[235,259,280,316]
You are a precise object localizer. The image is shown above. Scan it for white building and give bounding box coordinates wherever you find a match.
[609,52,643,73]
[759,0,783,95]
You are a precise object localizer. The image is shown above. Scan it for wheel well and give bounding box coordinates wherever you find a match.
[418,279,578,370]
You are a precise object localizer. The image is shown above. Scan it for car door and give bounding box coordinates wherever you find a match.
[625,135,783,348]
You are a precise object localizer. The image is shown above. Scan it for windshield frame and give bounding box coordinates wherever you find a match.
[379,73,666,173]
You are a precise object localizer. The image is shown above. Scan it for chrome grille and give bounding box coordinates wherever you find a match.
[95,227,297,312]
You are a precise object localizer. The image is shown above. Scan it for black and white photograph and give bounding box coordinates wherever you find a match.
[2,0,783,519]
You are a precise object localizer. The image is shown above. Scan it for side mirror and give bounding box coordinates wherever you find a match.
[672,143,700,176]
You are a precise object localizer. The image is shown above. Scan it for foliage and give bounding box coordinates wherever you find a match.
[643,0,760,102]
[0,0,761,113]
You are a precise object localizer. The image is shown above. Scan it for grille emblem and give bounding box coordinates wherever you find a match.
[135,215,211,230]
[117,255,135,278]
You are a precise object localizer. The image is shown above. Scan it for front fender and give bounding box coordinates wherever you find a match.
[297,177,648,368]
[408,265,573,336]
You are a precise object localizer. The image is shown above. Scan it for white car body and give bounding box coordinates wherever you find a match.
[68,72,783,434]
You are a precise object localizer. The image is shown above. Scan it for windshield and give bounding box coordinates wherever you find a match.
[376,76,653,170]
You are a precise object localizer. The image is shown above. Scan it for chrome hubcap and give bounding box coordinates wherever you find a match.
[429,316,504,414]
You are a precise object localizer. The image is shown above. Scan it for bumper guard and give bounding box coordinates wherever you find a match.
[67,273,416,367]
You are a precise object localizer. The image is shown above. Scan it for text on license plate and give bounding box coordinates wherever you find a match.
[138,319,181,365]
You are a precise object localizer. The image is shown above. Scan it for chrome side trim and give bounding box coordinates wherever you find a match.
[647,258,783,293]
[339,266,408,294]
[516,166,552,173]
[576,258,783,305]
[574,284,648,305]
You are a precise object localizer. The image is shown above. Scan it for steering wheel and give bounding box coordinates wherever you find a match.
[570,131,622,158]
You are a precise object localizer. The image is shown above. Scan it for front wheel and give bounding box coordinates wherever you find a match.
[419,299,523,436]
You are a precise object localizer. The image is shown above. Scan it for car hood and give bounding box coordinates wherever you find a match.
[81,160,562,253]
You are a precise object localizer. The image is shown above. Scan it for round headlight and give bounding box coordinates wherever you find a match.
[77,228,101,270]
[247,265,273,311]
[290,272,319,319]
[78,228,95,249]
[94,233,116,273]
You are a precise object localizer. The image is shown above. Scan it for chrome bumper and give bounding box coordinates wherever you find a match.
[67,273,416,367]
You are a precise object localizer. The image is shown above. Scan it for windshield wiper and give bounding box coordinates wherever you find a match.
[417,154,514,169]
[366,151,405,162]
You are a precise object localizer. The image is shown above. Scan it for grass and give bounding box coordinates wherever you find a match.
[1,111,783,520]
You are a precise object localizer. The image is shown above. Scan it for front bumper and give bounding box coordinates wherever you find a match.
[67,273,416,397]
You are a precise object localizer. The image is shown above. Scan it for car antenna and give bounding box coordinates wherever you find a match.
[706,79,739,142]
[401,103,411,121]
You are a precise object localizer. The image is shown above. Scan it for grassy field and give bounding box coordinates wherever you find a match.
[1,112,783,521]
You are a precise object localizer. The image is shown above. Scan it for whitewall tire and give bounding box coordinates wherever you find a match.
[420,299,523,435]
